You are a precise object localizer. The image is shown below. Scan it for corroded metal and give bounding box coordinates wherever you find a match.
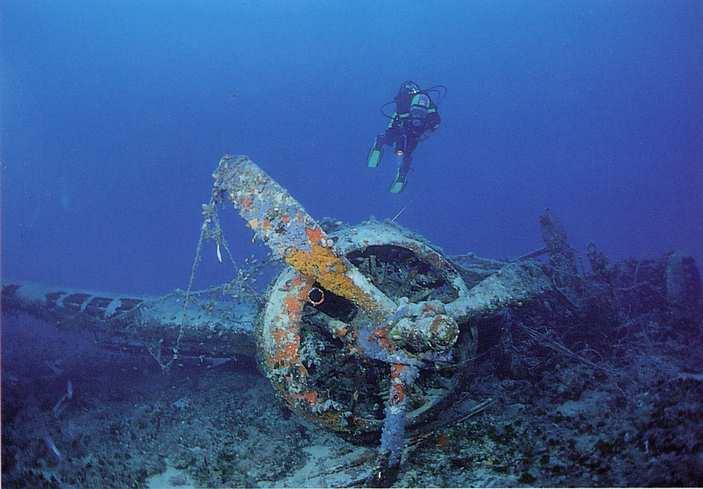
[212,154,396,321]
[212,155,474,464]
[258,267,379,435]
[388,301,459,352]
[256,221,478,439]
[8,155,617,484]
[446,260,554,320]
[1,282,257,359]
[211,157,501,453]
[11,152,697,485]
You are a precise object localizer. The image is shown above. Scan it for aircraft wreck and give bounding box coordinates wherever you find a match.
[3,155,701,485]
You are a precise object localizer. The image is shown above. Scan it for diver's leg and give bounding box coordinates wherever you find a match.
[367,133,387,168]
[389,134,416,193]
[390,154,412,193]
[392,132,408,157]
[404,134,419,157]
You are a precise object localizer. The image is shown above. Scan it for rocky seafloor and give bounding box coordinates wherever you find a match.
[3,294,703,488]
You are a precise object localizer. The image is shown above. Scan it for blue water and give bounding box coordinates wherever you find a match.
[2,0,701,295]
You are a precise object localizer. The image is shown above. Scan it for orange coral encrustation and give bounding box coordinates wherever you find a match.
[284,227,381,316]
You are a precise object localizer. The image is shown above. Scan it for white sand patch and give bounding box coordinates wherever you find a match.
[147,463,196,489]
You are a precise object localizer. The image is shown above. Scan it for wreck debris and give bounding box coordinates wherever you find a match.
[52,380,74,418]
[256,223,479,438]
[212,154,396,321]
[586,242,611,281]
[539,209,581,297]
[210,155,576,479]
[42,434,63,463]
[212,156,485,472]
[3,153,700,486]
[448,261,555,321]
[539,209,577,274]
[378,362,419,465]
[408,397,497,448]
[514,247,549,262]
[1,282,259,360]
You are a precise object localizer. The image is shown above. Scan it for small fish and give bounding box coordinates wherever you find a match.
[216,242,223,263]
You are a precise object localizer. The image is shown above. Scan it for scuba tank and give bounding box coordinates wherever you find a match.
[394,81,421,113]
[409,93,431,129]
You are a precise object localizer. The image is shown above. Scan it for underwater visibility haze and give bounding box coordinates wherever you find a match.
[1,1,702,487]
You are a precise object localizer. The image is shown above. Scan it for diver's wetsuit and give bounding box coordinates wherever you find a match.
[368,81,441,193]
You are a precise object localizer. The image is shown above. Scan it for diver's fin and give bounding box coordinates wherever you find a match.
[389,170,407,193]
[367,142,383,168]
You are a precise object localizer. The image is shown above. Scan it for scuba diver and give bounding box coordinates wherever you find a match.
[367,81,444,193]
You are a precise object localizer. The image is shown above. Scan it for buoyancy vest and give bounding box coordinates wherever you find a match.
[409,93,432,128]
[388,90,439,132]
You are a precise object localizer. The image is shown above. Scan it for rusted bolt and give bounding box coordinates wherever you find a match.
[307,287,325,306]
